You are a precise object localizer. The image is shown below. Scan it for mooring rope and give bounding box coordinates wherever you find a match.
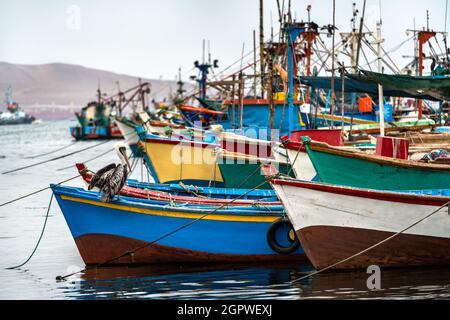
[2,140,111,175]
[0,175,80,207]
[56,148,114,171]
[6,195,54,270]
[24,128,136,160]
[25,140,80,159]
[55,176,280,281]
[285,142,303,177]
[3,153,135,268]
[291,200,450,284]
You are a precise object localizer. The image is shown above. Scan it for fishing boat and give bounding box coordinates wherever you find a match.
[76,163,280,206]
[302,137,450,190]
[215,99,307,137]
[139,133,224,187]
[179,104,226,127]
[269,173,450,270]
[0,86,35,126]
[70,90,122,140]
[114,115,186,157]
[281,129,344,181]
[135,121,280,187]
[216,150,294,190]
[390,131,450,148]
[52,184,306,265]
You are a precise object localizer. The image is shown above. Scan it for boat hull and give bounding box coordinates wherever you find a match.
[218,156,294,190]
[304,139,450,190]
[142,137,224,187]
[271,179,450,270]
[53,186,305,265]
[70,123,123,140]
[0,116,35,125]
[285,149,317,181]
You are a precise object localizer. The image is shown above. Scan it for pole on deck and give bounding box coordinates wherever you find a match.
[377,19,386,137]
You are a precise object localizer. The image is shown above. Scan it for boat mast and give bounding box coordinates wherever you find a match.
[355,0,367,70]
[376,1,385,136]
[285,20,306,134]
[193,40,219,101]
[259,0,265,99]
[5,85,13,107]
[407,12,439,119]
[330,0,337,129]
[253,30,258,97]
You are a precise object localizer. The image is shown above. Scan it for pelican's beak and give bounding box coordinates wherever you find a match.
[121,148,132,171]
[124,153,132,171]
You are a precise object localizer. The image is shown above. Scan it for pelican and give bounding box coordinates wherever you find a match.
[88,142,132,202]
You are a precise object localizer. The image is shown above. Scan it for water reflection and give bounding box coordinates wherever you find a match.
[55,262,450,300]
[59,262,314,300]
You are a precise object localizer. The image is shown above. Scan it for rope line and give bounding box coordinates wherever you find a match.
[25,141,80,159]
[0,175,80,207]
[55,176,280,281]
[291,200,450,284]
[56,148,114,171]
[6,195,54,270]
[2,140,111,175]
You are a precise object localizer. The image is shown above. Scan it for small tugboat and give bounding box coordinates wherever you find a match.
[70,89,122,140]
[0,86,35,126]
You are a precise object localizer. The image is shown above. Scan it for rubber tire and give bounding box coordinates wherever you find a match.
[267,218,300,254]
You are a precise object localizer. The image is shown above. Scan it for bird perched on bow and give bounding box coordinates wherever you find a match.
[88,142,132,202]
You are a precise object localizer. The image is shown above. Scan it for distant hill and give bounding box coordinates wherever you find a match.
[0,62,179,106]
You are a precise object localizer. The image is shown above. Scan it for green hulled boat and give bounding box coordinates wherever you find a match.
[217,152,295,190]
[302,137,450,190]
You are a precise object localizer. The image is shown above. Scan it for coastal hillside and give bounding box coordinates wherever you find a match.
[0,62,179,106]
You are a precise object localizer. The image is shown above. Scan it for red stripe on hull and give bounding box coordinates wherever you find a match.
[75,234,307,265]
[297,226,450,270]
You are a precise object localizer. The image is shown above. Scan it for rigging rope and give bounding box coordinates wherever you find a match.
[2,140,111,175]
[56,148,114,171]
[25,140,80,160]
[24,122,137,160]
[0,175,80,207]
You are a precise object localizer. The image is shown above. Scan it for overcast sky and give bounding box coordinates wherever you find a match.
[1,0,448,80]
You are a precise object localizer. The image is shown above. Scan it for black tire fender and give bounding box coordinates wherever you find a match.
[267,217,300,254]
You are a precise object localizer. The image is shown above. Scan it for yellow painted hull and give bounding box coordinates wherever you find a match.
[143,138,224,184]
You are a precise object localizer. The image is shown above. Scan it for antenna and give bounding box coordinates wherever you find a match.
[446,0,449,33]
[208,40,211,65]
[427,10,430,31]
[445,0,449,62]
[379,0,382,25]
[202,39,206,64]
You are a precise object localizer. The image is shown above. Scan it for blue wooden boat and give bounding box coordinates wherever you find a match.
[52,185,305,265]
[125,179,278,201]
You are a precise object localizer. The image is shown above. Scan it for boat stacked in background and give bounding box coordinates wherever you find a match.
[1,86,36,126]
